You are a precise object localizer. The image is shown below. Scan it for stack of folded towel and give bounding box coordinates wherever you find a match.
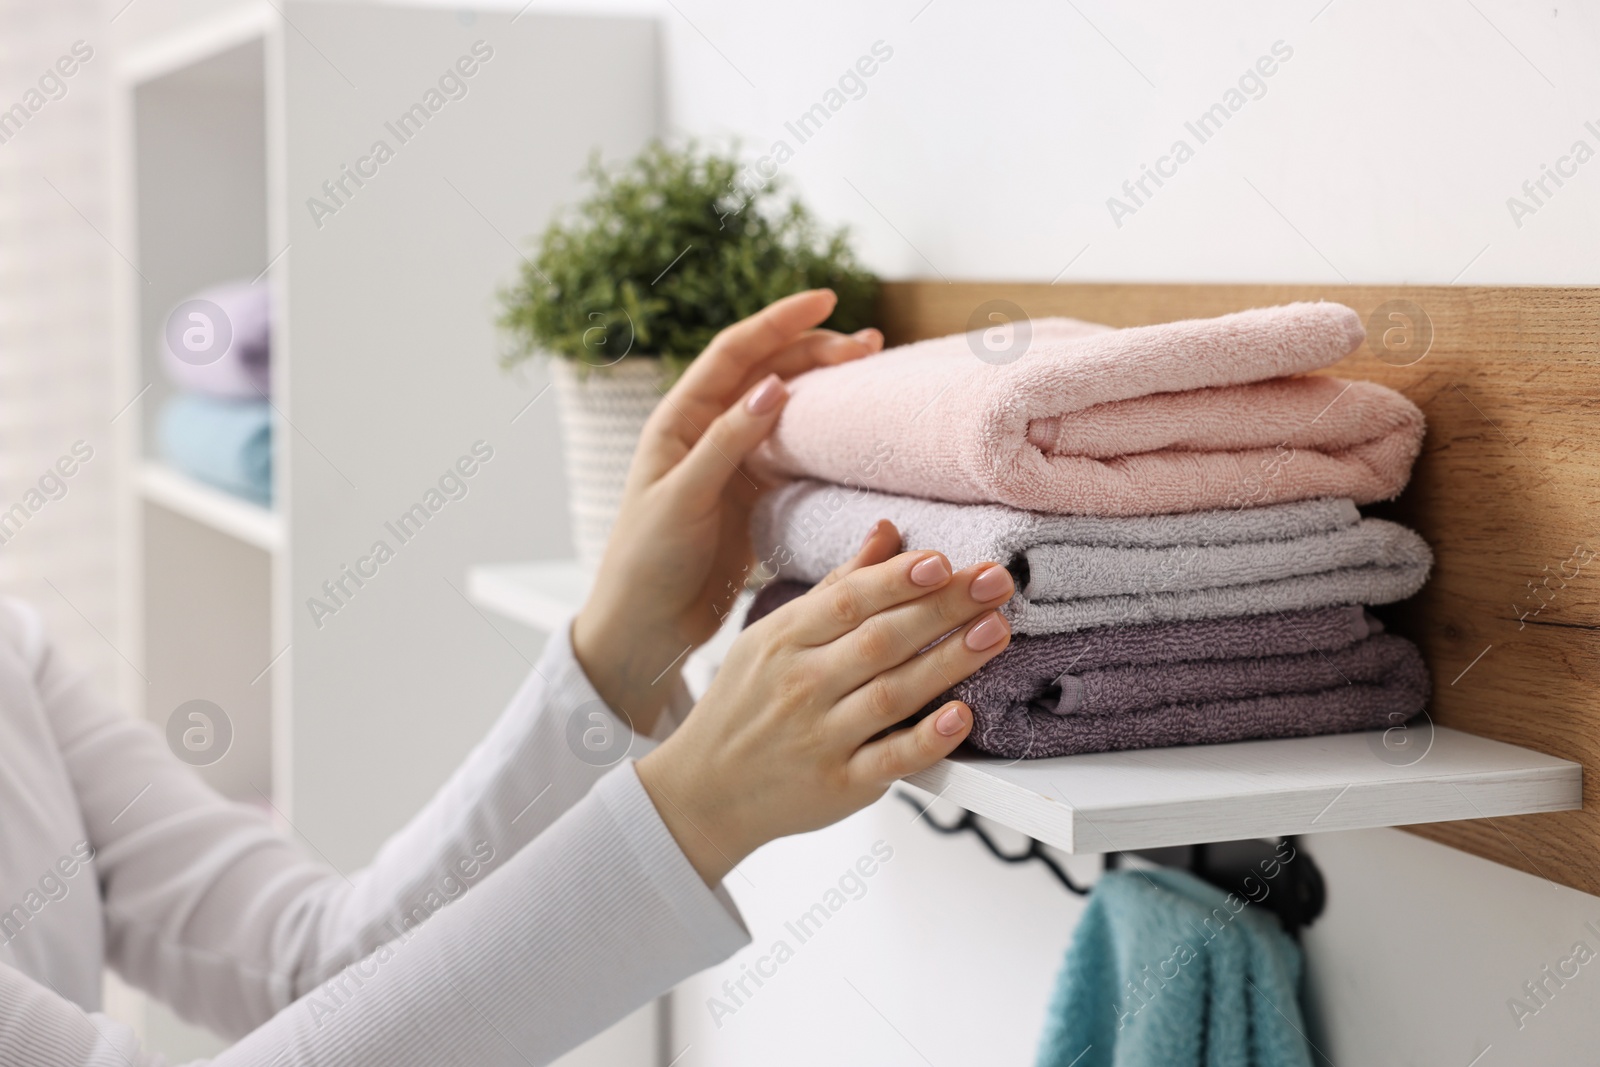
[157,280,273,506]
[747,302,1433,760]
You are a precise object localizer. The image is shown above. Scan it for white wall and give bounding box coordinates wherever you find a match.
[0,0,117,690]
[622,1,1600,1064]
[652,0,1599,288]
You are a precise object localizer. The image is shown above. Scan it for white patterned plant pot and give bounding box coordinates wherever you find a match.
[549,357,670,569]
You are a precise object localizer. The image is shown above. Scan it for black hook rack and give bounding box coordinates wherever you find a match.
[896,791,1326,937]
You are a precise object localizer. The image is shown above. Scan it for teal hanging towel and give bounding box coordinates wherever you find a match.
[1035,866,1314,1067]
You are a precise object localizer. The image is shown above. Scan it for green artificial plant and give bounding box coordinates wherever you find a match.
[498,142,878,376]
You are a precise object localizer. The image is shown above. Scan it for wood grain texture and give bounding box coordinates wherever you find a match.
[878,281,1600,893]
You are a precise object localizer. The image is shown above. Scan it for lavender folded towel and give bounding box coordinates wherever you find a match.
[159,279,271,399]
[745,583,1427,760]
[751,481,1431,634]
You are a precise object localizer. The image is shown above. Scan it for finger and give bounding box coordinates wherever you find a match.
[784,548,955,646]
[684,502,760,642]
[634,311,876,488]
[744,521,896,633]
[815,520,902,591]
[831,607,1010,741]
[731,328,883,398]
[823,563,1014,683]
[675,289,839,401]
[848,701,973,787]
[660,373,791,512]
[746,521,899,637]
[656,328,880,457]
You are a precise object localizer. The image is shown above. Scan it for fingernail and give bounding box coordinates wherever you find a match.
[964,612,1009,651]
[935,703,968,736]
[909,555,950,587]
[746,374,786,415]
[854,328,883,352]
[858,520,884,554]
[968,564,1013,602]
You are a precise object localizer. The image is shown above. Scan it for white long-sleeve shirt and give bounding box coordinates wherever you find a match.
[0,596,750,1065]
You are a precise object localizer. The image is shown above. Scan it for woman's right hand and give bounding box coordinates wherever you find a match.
[635,520,1015,886]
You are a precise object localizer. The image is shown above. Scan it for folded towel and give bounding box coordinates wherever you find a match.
[157,395,272,506]
[969,634,1429,760]
[1049,631,1414,717]
[160,280,271,399]
[751,481,1431,634]
[748,583,1374,670]
[1035,866,1313,1067]
[755,303,1424,515]
[746,584,1422,758]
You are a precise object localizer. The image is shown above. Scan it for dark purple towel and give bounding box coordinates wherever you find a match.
[968,654,1429,758]
[969,633,1429,759]
[744,581,1429,760]
[1055,634,1408,717]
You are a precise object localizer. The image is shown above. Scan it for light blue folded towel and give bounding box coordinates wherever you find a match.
[1035,867,1313,1067]
[158,394,272,507]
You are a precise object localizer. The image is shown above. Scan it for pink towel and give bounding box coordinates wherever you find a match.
[755,303,1424,515]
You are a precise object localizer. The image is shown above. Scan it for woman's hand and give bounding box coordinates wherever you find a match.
[571,290,882,731]
[635,521,1016,886]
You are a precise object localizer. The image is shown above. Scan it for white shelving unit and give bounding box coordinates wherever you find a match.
[113,0,661,825]
[111,5,664,1062]
[466,560,1583,851]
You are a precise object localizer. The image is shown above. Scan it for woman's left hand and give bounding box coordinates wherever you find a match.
[571,289,883,731]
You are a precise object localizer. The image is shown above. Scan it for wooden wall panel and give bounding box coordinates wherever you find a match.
[878,281,1600,894]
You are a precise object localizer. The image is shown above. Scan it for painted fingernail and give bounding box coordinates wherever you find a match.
[968,564,1013,602]
[858,520,885,554]
[746,374,787,415]
[935,703,968,736]
[964,612,1009,651]
[910,555,950,586]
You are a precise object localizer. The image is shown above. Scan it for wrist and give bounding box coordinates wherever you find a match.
[570,608,684,734]
[636,744,750,887]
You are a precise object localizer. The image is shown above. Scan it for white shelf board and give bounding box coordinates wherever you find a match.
[139,462,281,552]
[467,560,750,696]
[115,3,275,87]
[467,559,1583,851]
[467,560,593,633]
[905,730,1581,854]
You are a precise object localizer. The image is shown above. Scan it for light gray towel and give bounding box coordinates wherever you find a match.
[751,481,1432,635]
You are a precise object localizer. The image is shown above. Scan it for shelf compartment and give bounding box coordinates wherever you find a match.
[140,462,281,551]
[142,498,274,803]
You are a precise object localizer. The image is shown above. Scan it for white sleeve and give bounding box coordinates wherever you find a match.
[4,603,746,1065]
[1,764,748,1066]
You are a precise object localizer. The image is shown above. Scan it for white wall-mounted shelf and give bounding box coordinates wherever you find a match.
[140,461,281,552]
[467,559,593,633]
[467,560,750,697]
[466,559,1584,851]
[905,732,1580,854]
